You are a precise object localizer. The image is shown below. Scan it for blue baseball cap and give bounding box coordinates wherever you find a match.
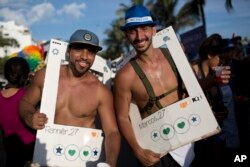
[69,29,102,51]
[120,5,158,31]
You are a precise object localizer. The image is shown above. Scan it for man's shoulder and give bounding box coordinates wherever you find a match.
[87,74,110,91]
[113,63,138,92]
[116,61,135,77]
[31,67,46,85]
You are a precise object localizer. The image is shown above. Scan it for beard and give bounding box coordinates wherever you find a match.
[132,37,152,53]
[69,59,91,77]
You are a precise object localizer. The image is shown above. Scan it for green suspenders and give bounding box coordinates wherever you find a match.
[130,48,181,114]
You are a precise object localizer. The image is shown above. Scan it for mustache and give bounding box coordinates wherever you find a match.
[77,59,90,65]
[133,38,148,45]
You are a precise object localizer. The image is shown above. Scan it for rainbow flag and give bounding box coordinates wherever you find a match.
[9,45,45,72]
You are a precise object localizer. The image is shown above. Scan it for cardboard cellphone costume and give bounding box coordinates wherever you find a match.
[33,39,111,166]
[129,26,220,157]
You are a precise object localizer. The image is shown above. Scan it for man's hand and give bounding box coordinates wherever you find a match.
[135,148,161,166]
[31,112,48,130]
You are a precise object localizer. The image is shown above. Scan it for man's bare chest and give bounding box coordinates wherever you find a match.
[133,62,177,94]
[56,84,98,116]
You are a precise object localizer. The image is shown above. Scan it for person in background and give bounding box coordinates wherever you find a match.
[19,29,120,167]
[0,57,36,167]
[114,4,194,167]
[217,37,241,150]
[222,36,250,161]
[190,33,237,167]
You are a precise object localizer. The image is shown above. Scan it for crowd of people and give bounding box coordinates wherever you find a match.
[0,4,249,167]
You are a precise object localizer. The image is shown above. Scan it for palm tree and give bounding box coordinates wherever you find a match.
[149,0,199,32]
[103,0,201,60]
[178,0,233,36]
[103,0,145,60]
[102,0,233,60]
[102,18,128,60]
[149,0,233,35]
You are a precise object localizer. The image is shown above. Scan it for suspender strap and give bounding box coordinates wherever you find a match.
[130,60,156,98]
[160,48,178,78]
[161,48,183,97]
[130,48,180,114]
[130,60,158,114]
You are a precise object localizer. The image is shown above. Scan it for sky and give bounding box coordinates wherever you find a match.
[1,0,250,47]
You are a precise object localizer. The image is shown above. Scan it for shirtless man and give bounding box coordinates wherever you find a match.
[114,5,192,167]
[19,29,120,167]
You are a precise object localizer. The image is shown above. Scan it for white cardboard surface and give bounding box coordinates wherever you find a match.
[129,26,220,157]
[33,39,111,167]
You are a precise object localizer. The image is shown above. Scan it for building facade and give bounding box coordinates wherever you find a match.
[0,21,33,58]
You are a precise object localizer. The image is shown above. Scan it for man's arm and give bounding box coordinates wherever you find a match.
[19,69,48,130]
[113,69,139,150]
[98,85,120,167]
[113,66,160,166]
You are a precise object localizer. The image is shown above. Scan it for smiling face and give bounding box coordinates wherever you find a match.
[67,43,97,77]
[125,24,156,53]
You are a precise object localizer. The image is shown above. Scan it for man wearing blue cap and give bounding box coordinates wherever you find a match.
[114,5,194,167]
[19,29,120,167]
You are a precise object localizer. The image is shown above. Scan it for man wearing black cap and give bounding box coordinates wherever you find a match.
[114,4,194,167]
[19,29,120,167]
